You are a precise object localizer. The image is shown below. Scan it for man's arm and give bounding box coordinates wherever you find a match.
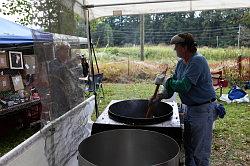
[165,77,192,94]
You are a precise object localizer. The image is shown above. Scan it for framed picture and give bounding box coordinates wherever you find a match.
[0,52,9,69]
[0,75,11,91]
[11,75,24,91]
[23,55,36,74]
[9,51,23,69]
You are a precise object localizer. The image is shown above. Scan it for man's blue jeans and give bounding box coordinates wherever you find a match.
[184,102,215,166]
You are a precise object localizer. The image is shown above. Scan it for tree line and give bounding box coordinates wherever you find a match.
[92,9,250,48]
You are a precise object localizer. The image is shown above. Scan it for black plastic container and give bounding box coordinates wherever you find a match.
[108,99,173,125]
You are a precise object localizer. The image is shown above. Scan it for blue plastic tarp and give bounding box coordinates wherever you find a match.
[0,17,52,45]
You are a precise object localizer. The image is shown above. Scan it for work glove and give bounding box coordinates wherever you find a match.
[215,103,226,118]
[154,74,167,85]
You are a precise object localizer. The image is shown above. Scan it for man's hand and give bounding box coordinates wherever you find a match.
[148,93,164,105]
[146,93,164,118]
[154,66,168,85]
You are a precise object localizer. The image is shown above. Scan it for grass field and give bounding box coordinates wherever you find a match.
[93,46,250,62]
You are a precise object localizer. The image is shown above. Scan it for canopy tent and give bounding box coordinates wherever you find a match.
[0,17,33,45]
[0,16,88,122]
[0,17,88,49]
[0,17,53,47]
[73,0,250,115]
[76,0,250,20]
[53,33,88,48]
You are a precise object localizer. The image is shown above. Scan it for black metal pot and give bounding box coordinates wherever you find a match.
[108,99,173,125]
[78,129,180,166]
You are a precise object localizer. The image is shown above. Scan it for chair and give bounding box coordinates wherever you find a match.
[84,73,104,101]
[211,67,228,97]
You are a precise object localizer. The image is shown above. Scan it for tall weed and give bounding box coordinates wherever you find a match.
[88,46,249,84]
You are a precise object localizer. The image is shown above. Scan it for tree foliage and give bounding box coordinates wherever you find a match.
[1,0,34,26]
[91,9,250,47]
[92,22,114,47]
[1,0,84,35]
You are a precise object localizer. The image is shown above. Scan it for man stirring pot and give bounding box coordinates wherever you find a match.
[150,33,216,166]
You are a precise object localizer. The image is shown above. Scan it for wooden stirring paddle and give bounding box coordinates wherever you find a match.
[146,66,168,118]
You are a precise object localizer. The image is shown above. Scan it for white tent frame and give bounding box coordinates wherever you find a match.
[79,0,250,115]
[78,0,250,20]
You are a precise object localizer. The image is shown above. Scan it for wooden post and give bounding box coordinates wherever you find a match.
[140,14,145,61]
[238,55,242,79]
[238,24,241,49]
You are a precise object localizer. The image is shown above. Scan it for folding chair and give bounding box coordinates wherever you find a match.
[83,73,104,102]
[211,68,228,97]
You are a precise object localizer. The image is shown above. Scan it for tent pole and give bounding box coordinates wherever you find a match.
[140,14,145,61]
[91,43,100,73]
[84,8,99,118]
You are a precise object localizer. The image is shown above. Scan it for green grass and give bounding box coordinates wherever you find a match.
[0,125,40,157]
[89,46,250,63]
[97,83,156,117]
[97,83,250,165]
[211,88,250,165]
[212,102,250,165]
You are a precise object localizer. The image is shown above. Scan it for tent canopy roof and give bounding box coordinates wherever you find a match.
[0,17,33,44]
[0,17,53,46]
[78,0,250,20]
[0,17,88,48]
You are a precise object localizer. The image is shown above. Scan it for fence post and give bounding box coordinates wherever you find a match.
[237,55,242,79]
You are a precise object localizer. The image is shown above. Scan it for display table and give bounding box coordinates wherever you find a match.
[0,99,41,116]
[92,100,182,146]
[0,99,42,136]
